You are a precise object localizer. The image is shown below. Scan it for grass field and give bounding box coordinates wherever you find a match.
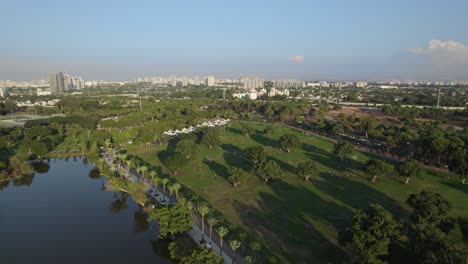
[123,122,468,263]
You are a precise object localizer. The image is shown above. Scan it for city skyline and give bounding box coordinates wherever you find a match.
[1,1,468,81]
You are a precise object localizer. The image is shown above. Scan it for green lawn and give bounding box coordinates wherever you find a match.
[124,122,468,263]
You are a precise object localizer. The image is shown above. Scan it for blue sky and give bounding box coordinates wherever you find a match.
[1,0,467,80]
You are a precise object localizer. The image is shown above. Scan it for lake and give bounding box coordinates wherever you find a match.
[0,157,172,264]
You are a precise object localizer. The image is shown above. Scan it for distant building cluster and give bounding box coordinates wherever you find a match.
[241,77,264,90]
[232,87,290,100]
[273,79,305,89]
[0,79,48,88]
[137,76,217,87]
[49,72,84,93]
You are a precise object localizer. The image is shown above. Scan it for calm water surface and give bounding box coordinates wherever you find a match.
[0,157,172,264]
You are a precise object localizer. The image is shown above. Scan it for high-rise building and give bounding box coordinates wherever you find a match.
[0,87,4,97]
[63,74,71,91]
[56,72,65,92]
[241,77,264,90]
[49,72,58,93]
[204,76,215,86]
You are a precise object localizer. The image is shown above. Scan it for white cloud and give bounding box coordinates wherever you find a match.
[409,39,468,80]
[288,55,304,63]
[410,39,468,58]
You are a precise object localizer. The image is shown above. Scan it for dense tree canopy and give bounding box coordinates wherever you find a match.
[278,133,300,152]
[148,203,193,238]
[254,160,282,182]
[243,146,266,165]
[339,204,401,264]
[180,247,223,264]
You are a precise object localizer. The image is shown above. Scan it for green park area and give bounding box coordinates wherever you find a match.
[120,121,468,263]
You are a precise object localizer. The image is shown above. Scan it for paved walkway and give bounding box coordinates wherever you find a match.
[103,152,238,264]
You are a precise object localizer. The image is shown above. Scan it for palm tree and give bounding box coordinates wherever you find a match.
[140,166,148,178]
[172,183,181,199]
[168,185,175,203]
[125,159,132,171]
[198,206,210,242]
[186,200,194,221]
[229,240,241,264]
[217,227,229,257]
[97,158,105,174]
[207,217,218,245]
[150,170,158,181]
[104,139,111,150]
[110,163,116,176]
[161,178,169,200]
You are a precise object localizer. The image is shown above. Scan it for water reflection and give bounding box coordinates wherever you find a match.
[12,173,35,186]
[88,167,101,179]
[110,192,129,213]
[32,161,50,174]
[0,158,173,264]
[133,206,150,233]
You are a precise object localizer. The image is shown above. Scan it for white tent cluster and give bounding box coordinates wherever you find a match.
[163,119,230,136]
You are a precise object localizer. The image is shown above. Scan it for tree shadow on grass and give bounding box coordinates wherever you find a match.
[267,155,297,174]
[312,172,407,218]
[228,127,243,136]
[442,180,468,195]
[221,143,252,171]
[232,179,350,263]
[203,158,229,181]
[251,134,278,149]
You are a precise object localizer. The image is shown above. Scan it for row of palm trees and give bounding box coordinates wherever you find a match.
[183,200,244,264]
[103,150,248,263]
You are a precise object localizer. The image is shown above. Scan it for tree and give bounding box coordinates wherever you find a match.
[365,159,394,182]
[406,191,467,264]
[243,146,266,165]
[333,140,354,160]
[278,133,300,152]
[148,203,193,238]
[164,153,185,174]
[297,161,318,181]
[200,127,222,149]
[175,139,199,159]
[254,160,282,182]
[207,217,218,245]
[263,126,274,135]
[97,158,105,174]
[161,178,170,200]
[150,170,160,188]
[172,182,181,199]
[180,247,223,264]
[168,237,195,261]
[406,190,453,229]
[198,206,210,242]
[240,124,255,136]
[217,226,229,256]
[30,141,49,159]
[338,204,401,264]
[398,160,422,184]
[140,165,148,178]
[227,167,249,187]
[448,155,467,184]
[229,240,241,264]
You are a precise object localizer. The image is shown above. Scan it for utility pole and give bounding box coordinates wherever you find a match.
[436,88,441,109]
[138,87,143,112]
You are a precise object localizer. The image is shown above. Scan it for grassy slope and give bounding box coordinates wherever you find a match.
[124,122,468,263]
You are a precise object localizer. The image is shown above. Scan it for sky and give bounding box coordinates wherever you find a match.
[1,0,467,81]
